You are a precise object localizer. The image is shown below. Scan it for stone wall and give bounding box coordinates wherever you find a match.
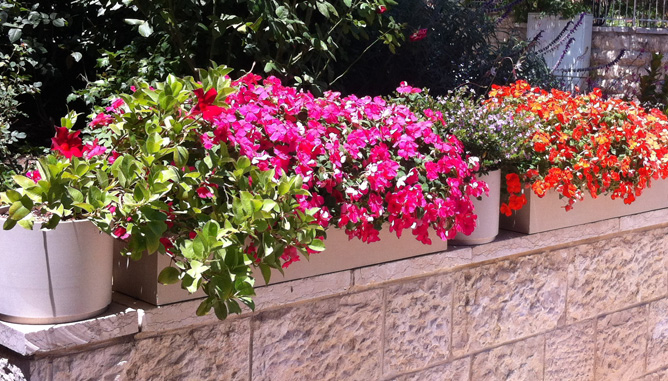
[590,26,668,97]
[3,209,668,380]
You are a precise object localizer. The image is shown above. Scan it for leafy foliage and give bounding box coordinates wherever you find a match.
[335,0,558,96]
[638,52,668,114]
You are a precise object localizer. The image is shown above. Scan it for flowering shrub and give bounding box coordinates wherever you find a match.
[1,66,481,319]
[488,81,668,215]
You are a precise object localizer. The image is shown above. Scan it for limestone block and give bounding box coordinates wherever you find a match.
[389,357,470,381]
[50,342,133,381]
[544,320,595,381]
[472,218,618,263]
[620,208,668,232]
[48,318,250,380]
[384,274,453,375]
[470,335,544,381]
[132,319,249,380]
[648,298,668,372]
[353,247,471,287]
[643,367,668,381]
[595,306,648,381]
[251,290,383,381]
[452,251,568,355]
[567,231,668,322]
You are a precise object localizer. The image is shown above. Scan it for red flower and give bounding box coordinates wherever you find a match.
[51,127,84,158]
[377,5,387,13]
[409,28,427,42]
[505,173,522,194]
[191,88,224,122]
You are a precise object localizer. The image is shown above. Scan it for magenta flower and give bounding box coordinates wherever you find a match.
[409,28,428,42]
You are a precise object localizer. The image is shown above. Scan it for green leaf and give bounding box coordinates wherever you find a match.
[308,238,326,252]
[196,299,213,316]
[12,175,36,189]
[8,199,32,221]
[17,218,34,230]
[275,5,289,19]
[3,218,17,230]
[158,266,180,285]
[259,263,272,284]
[8,28,21,43]
[213,301,228,320]
[138,21,153,37]
[174,146,189,168]
[145,133,162,154]
[67,187,84,203]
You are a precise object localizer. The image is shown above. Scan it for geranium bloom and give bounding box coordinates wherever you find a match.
[409,28,427,42]
[51,127,84,159]
[191,88,224,122]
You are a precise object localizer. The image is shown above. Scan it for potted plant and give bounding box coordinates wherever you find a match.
[2,66,482,318]
[0,115,116,324]
[491,81,668,233]
[394,85,529,244]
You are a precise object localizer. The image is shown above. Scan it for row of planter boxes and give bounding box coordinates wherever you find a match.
[3,171,668,323]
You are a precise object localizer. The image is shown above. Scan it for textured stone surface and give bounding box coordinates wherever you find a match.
[353,247,470,287]
[596,306,648,381]
[545,320,596,381]
[475,218,619,263]
[0,357,26,381]
[384,274,453,376]
[567,231,668,322]
[470,336,544,380]
[254,271,352,310]
[122,319,249,380]
[619,208,668,232]
[0,305,138,355]
[389,357,470,381]
[251,290,382,381]
[452,250,568,355]
[643,367,668,381]
[47,318,250,381]
[648,298,668,372]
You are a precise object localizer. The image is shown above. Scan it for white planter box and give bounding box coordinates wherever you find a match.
[113,228,448,305]
[451,170,501,245]
[0,219,114,324]
[500,179,668,234]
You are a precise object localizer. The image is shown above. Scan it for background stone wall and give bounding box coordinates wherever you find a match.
[590,27,668,98]
[4,210,668,381]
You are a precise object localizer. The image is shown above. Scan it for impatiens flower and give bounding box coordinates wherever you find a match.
[51,127,84,159]
[83,138,107,159]
[89,113,114,128]
[106,98,125,113]
[196,186,214,199]
[409,28,428,42]
[26,170,41,183]
[397,81,422,94]
[112,226,130,240]
[191,88,224,122]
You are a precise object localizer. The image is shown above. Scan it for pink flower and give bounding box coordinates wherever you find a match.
[396,81,422,94]
[106,98,125,113]
[108,151,121,164]
[112,226,130,240]
[280,246,300,268]
[130,85,137,92]
[83,138,107,159]
[409,28,428,42]
[377,5,387,13]
[89,113,114,128]
[51,127,84,159]
[26,170,41,183]
[196,186,214,199]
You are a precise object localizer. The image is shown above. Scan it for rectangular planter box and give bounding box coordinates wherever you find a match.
[500,179,668,234]
[113,227,447,305]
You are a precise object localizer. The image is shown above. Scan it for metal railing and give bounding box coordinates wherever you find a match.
[591,0,668,28]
